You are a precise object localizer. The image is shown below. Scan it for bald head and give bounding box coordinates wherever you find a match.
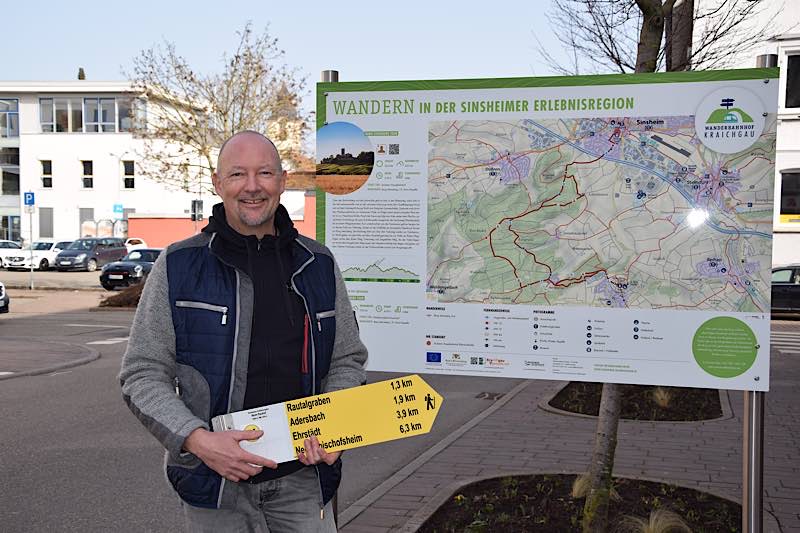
[212,130,288,238]
[217,131,283,174]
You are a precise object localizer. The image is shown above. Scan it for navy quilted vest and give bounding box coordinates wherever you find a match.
[164,238,340,509]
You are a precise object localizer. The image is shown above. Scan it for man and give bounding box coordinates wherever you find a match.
[120,131,367,532]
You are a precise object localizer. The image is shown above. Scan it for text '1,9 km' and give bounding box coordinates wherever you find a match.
[214,374,444,463]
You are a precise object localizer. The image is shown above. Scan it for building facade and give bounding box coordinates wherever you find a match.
[769,33,800,266]
[0,81,224,244]
[744,0,800,266]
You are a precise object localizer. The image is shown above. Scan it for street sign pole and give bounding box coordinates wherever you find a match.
[23,192,35,290]
[743,390,765,532]
[28,208,34,290]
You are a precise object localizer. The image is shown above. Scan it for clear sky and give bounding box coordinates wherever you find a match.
[5,0,560,119]
[8,0,790,140]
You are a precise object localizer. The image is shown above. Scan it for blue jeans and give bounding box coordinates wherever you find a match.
[182,466,336,532]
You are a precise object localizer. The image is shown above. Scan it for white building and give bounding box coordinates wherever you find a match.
[744,1,800,266]
[765,33,800,266]
[0,81,218,243]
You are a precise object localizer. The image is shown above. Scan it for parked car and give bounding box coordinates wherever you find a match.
[55,237,128,272]
[124,238,148,253]
[99,248,162,290]
[772,265,800,315]
[0,281,8,313]
[4,240,72,271]
[0,239,23,268]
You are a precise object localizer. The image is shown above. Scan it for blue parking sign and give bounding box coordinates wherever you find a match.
[23,192,35,206]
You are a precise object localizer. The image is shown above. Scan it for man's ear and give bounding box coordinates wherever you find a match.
[212,172,222,196]
[278,170,287,195]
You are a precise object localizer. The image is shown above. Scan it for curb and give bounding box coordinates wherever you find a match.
[337,380,532,528]
[3,283,104,292]
[90,306,137,312]
[0,338,101,381]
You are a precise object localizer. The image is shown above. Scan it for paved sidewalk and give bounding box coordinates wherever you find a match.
[1,269,103,290]
[0,290,113,379]
[0,338,99,380]
[340,326,799,532]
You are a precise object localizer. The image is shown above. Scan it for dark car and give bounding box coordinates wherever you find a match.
[55,238,128,272]
[0,281,8,313]
[772,265,800,315]
[99,248,162,290]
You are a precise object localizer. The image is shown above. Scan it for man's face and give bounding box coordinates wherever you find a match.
[212,134,286,237]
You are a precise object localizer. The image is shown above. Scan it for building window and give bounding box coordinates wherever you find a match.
[787,54,800,109]
[41,160,52,188]
[79,208,94,237]
[84,98,116,132]
[40,98,83,133]
[1,169,19,195]
[0,147,19,166]
[780,171,800,222]
[39,207,54,238]
[123,160,135,189]
[0,215,21,241]
[118,98,133,132]
[82,160,93,188]
[0,99,19,138]
[40,96,137,133]
[40,99,53,132]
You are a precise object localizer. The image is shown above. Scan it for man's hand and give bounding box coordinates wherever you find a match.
[183,428,277,482]
[297,436,341,466]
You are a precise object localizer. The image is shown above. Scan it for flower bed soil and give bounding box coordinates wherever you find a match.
[548,382,723,421]
[419,474,740,532]
[99,283,143,307]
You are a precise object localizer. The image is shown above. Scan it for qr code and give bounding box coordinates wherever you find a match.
[388,144,399,155]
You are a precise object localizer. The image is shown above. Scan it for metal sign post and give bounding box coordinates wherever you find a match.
[28,208,33,290]
[744,53,774,533]
[743,390,765,532]
[23,192,35,290]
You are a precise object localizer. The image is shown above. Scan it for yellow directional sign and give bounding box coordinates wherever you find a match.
[211,374,443,463]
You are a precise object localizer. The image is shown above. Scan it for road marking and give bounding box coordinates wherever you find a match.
[778,349,800,355]
[66,324,128,329]
[86,337,130,345]
[0,372,14,376]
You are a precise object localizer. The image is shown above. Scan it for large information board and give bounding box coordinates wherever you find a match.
[316,69,778,391]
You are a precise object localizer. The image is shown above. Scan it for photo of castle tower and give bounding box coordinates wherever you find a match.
[316,121,374,195]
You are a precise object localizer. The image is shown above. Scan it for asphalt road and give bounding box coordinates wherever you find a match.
[0,299,522,532]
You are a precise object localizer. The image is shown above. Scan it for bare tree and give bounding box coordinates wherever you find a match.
[535,1,787,531]
[535,0,785,75]
[127,22,309,194]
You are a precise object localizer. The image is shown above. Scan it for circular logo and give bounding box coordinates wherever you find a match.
[694,87,765,154]
[243,424,261,441]
[692,316,758,378]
